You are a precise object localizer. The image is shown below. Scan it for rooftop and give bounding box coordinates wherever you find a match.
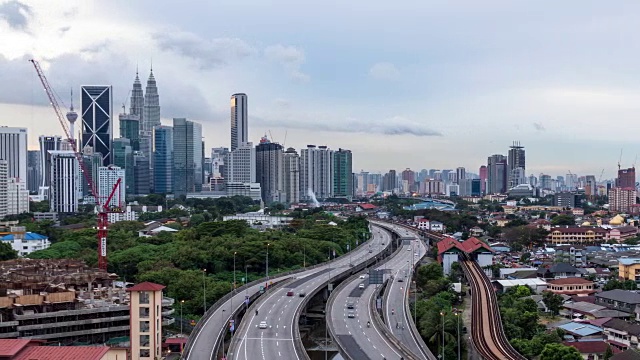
[596,289,640,304]
[126,281,165,292]
[604,318,640,336]
[548,277,594,285]
[12,345,109,360]
[557,322,602,337]
[0,339,31,356]
[563,340,613,354]
[0,232,48,241]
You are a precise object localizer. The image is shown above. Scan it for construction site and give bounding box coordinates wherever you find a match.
[0,258,131,345]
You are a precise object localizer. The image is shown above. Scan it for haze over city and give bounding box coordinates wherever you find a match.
[2,1,640,176]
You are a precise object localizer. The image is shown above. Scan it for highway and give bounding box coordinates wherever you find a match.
[329,225,426,359]
[228,226,392,360]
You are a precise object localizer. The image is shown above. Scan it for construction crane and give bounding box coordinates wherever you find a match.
[598,169,605,183]
[29,59,122,271]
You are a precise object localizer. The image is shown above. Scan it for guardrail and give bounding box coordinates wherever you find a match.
[182,225,376,359]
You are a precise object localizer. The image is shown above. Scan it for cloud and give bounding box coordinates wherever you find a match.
[153,30,254,69]
[0,0,32,31]
[255,114,441,137]
[264,44,310,82]
[369,62,400,81]
[532,122,545,131]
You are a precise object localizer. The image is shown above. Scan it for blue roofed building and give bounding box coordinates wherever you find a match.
[0,231,51,257]
[557,321,603,339]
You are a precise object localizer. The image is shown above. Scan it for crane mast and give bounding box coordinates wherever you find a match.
[29,59,120,271]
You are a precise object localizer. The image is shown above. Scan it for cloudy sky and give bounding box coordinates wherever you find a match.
[1,1,640,178]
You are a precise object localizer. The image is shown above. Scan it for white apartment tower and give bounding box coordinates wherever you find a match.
[224,142,256,184]
[49,151,82,213]
[283,148,301,204]
[0,161,8,218]
[7,178,29,215]
[98,165,126,209]
[300,145,334,201]
[230,93,248,151]
[0,127,28,181]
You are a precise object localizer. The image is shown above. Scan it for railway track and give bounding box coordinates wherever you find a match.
[462,260,526,360]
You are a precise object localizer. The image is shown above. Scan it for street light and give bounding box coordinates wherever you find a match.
[454,309,461,360]
[266,243,270,283]
[440,311,445,360]
[180,300,184,336]
[203,269,207,314]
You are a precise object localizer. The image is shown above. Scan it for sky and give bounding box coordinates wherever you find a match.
[1,1,640,178]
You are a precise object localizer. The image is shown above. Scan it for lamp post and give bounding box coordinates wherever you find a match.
[266,243,270,283]
[180,300,184,336]
[203,269,207,314]
[454,310,460,360]
[440,311,445,360]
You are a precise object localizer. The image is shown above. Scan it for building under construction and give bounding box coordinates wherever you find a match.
[0,259,131,345]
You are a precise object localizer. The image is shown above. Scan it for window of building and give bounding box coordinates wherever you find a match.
[140,335,150,347]
[140,320,149,332]
[140,349,150,357]
[140,307,150,318]
[140,291,150,304]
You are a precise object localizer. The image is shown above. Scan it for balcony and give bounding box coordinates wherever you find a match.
[162,317,175,326]
[162,308,175,316]
[162,297,175,306]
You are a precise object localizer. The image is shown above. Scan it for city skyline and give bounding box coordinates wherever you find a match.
[2,1,640,176]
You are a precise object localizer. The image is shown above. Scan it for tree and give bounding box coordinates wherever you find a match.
[502,226,549,248]
[542,291,564,315]
[604,345,613,360]
[0,242,18,261]
[539,343,582,360]
[603,279,637,291]
[550,214,575,226]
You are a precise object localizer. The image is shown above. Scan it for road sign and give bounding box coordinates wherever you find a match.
[369,269,384,284]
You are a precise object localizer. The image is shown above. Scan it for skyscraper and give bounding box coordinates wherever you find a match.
[283,147,300,204]
[230,93,248,151]
[300,145,334,200]
[255,136,283,204]
[455,167,466,184]
[0,127,28,181]
[49,151,82,213]
[172,118,202,195]
[81,85,113,166]
[133,152,150,195]
[487,154,507,194]
[617,167,636,189]
[97,165,125,209]
[142,69,161,135]
[224,142,256,184]
[382,170,397,192]
[153,126,173,194]
[39,135,61,189]
[211,147,229,178]
[27,150,42,194]
[508,141,526,188]
[334,149,353,199]
[112,138,134,196]
[0,161,7,218]
[119,113,140,151]
[130,70,144,122]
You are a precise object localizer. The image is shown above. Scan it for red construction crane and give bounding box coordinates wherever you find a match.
[29,59,122,271]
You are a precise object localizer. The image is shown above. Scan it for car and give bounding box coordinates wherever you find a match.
[407,247,411,251]
[359,275,366,279]
[347,311,355,318]
[359,284,365,289]
[299,292,306,297]
[414,252,418,256]
[286,291,294,296]
[398,278,404,282]
[259,321,268,329]
[347,302,355,309]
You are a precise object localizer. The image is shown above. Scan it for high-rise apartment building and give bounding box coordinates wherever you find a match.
[153,126,173,194]
[230,93,248,151]
[283,147,300,204]
[455,167,466,184]
[97,166,125,209]
[49,151,81,213]
[334,149,353,199]
[7,178,29,215]
[539,174,552,190]
[585,175,597,197]
[487,155,507,194]
[27,150,42,193]
[508,141,525,188]
[39,135,61,189]
[81,86,113,166]
[0,127,28,181]
[300,145,334,200]
[112,138,134,196]
[172,118,203,195]
[617,167,636,189]
[609,187,637,212]
[0,161,7,218]
[255,136,283,204]
[225,142,256,184]
[119,113,140,151]
[382,170,397,192]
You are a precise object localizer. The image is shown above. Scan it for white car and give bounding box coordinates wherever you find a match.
[359,284,365,289]
[359,275,366,279]
[259,321,268,329]
[407,248,411,251]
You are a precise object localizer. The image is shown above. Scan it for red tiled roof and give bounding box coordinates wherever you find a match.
[548,278,595,285]
[358,204,377,210]
[550,227,608,234]
[13,346,110,360]
[564,341,612,354]
[126,281,166,292]
[0,339,30,356]
[437,237,463,254]
[459,237,494,254]
[165,337,188,344]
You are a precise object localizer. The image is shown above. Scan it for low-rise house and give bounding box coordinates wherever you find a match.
[492,279,548,294]
[603,318,640,351]
[470,226,484,237]
[563,340,615,360]
[555,246,587,267]
[547,277,596,297]
[611,349,640,360]
[618,259,640,284]
[138,221,179,237]
[0,232,50,257]
[609,226,639,242]
[537,263,581,279]
[596,290,640,314]
[557,322,603,339]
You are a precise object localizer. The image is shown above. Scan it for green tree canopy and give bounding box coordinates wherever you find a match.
[539,343,582,360]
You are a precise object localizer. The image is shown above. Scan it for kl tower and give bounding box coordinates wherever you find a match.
[66,89,78,146]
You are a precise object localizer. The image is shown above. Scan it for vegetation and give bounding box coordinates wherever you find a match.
[603,278,637,291]
[23,196,370,318]
[501,226,549,250]
[0,242,17,261]
[539,343,582,360]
